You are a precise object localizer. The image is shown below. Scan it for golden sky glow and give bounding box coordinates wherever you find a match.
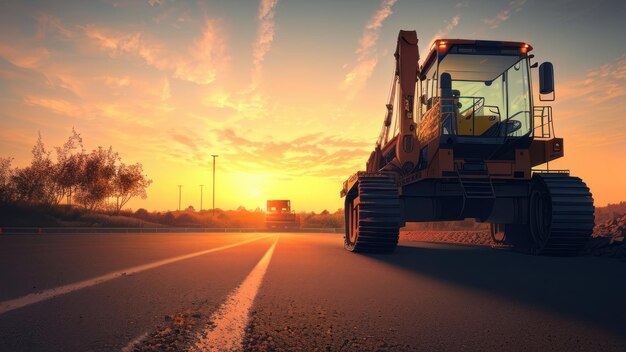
[0,0,624,212]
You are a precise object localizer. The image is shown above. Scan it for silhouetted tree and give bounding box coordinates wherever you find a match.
[12,133,56,204]
[0,157,15,202]
[112,162,152,214]
[75,147,118,210]
[52,128,85,205]
[162,212,175,225]
[1,130,152,214]
[134,208,149,218]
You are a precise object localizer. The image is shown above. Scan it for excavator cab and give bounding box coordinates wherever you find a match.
[420,40,532,136]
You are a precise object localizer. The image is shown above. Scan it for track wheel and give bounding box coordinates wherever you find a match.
[490,224,506,244]
[528,173,595,256]
[344,175,400,253]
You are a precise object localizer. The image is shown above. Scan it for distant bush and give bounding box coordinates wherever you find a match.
[299,209,343,228]
[0,202,160,227]
[78,213,158,227]
[595,201,626,224]
[0,202,350,229]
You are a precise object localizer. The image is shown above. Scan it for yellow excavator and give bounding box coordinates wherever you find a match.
[341,31,594,256]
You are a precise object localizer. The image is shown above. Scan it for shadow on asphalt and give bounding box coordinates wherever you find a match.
[366,243,626,339]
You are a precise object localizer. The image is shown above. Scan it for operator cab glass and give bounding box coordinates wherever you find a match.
[420,41,533,139]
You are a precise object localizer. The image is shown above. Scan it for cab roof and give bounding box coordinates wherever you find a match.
[420,39,533,77]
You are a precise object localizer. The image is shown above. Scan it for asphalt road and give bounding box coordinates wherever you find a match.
[0,232,625,351]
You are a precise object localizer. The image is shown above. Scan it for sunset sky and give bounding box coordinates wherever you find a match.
[0,0,624,212]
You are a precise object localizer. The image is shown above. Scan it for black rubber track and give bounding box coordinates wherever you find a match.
[345,174,400,253]
[530,173,595,256]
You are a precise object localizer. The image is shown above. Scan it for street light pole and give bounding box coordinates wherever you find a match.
[211,155,218,216]
[200,184,204,211]
[178,185,182,211]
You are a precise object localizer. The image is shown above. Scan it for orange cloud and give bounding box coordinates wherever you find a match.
[83,20,228,85]
[0,43,49,69]
[98,76,131,88]
[429,15,461,48]
[83,27,169,69]
[213,129,371,178]
[36,13,75,40]
[483,0,526,29]
[174,20,229,85]
[24,96,88,119]
[252,0,279,85]
[341,0,397,95]
[558,54,626,106]
[0,128,38,149]
[202,88,269,123]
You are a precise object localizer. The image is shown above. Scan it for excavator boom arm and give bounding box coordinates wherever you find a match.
[392,30,421,172]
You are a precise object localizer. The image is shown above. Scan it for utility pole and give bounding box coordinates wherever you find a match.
[178,185,182,211]
[200,184,204,211]
[211,155,218,216]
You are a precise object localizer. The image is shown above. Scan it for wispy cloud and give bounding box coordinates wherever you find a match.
[214,129,370,178]
[174,19,229,85]
[202,88,269,122]
[98,75,131,88]
[0,42,50,69]
[483,0,526,29]
[559,53,626,106]
[83,26,171,71]
[24,96,89,119]
[251,0,279,86]
[36,13,75,40]
[0,128,37,149]
[429,15,461,47]
[341,0,397,95]
[80,19,229,85]
[554,54,626,148]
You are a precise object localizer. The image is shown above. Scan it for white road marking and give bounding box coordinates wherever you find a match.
[194,235,279,352]
[0,235,271,315]
[121,331,148,352]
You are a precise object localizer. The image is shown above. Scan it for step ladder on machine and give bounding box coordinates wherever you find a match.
[457,159,496,201]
